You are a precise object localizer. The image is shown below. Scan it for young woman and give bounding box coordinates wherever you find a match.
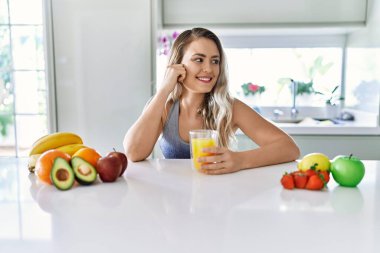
[124,27,300,174]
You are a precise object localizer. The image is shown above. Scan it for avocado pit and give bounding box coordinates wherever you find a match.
[56,168,69,181]
[78,164,91,176]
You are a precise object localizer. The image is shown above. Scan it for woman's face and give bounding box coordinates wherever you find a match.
[181,38,220,94]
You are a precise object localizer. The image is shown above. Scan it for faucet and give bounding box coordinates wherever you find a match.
[273,109,284,120]
[290,79,298,119]
[272,79,299,121]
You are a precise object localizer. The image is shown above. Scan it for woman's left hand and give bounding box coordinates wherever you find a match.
[197,147,243,175]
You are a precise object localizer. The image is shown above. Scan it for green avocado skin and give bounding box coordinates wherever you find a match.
[76,177,93,185]
[71,157,98,185]
[51,157,75,191]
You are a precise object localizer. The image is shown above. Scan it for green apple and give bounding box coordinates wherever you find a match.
[330,154,365,187]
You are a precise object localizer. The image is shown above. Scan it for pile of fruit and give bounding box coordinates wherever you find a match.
[281,152,366,190]
[28,132,128,191]
[281,153,331,191]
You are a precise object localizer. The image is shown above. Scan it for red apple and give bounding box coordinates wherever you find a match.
[107,149,128,177]
[96,156,122,182]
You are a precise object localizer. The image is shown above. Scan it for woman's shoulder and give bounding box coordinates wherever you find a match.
[232,97,253,111]
[231,97,261,123]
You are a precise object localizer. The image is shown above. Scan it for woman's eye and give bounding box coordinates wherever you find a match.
[194,58,203,63]
[212,59,220,64]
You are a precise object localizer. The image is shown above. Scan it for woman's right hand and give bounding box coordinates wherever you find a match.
[161,64,186,92]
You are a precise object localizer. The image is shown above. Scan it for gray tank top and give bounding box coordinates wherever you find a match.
[159,100,191,158]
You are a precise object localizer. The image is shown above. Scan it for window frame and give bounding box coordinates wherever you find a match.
[0,0,56,157]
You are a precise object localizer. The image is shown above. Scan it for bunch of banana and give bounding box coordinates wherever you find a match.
[28,132,86,173]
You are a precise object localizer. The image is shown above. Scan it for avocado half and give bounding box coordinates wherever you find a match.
[51,157,75,191]
[71,156,97,185]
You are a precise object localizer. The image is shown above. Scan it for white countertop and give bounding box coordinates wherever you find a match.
[277,125,380,135]
[257,107,380,135]
[1,158,379,253]
[236,121,380,136]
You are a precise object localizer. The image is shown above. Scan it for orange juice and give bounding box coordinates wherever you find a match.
[191,138,217,170]
[191,137,217,170]
[189,130,218,170]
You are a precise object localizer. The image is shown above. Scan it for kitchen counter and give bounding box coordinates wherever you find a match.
[1,158,379,253]
[275,125,380,135]
[237,125,380,136]
[257,106,380,136]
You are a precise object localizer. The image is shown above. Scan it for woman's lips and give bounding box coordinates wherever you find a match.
[196,76,213,83]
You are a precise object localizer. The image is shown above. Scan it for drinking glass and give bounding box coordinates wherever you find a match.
[189,130,218,170]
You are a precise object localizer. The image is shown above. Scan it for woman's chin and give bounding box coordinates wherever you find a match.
[183,85,215,94]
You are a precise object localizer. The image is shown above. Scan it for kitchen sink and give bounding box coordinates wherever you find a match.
[258,106,342,125]
[271,118,303,123]
[271,117,339,124]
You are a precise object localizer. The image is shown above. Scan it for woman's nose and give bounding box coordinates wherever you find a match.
[202,63,211,73]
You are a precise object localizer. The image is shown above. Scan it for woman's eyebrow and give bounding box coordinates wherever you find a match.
[192,53,220,58]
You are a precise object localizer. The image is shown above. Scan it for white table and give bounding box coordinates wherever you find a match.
[0,158,379,253]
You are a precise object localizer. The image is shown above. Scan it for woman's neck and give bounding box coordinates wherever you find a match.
[180,91,205,118]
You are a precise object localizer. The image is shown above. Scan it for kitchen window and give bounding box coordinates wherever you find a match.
[225,48,343,107]
[0,0,48,157]
[156,31,380,128]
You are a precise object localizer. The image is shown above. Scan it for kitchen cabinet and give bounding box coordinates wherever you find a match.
[162,0,367,27]
[236,134,380,160]
[1,158,379,252]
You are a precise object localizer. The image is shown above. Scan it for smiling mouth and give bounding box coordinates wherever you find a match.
[196,77,213,83]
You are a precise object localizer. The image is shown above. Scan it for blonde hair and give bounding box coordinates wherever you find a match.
[166,27,234,147]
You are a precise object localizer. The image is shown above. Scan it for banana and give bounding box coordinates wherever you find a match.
[29,132,83,156]
[28,154,41,173]
[56,143,88,156]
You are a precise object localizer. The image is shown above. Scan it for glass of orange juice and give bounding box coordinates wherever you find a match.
[189,130,218,171]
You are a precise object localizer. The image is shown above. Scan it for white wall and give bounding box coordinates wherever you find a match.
[51,0,152,155]
[348,0,380,46]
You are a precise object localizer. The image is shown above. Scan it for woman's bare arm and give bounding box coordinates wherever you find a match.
[233,99,300,169]
[123,64,186,161]
[198,99,300,174]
